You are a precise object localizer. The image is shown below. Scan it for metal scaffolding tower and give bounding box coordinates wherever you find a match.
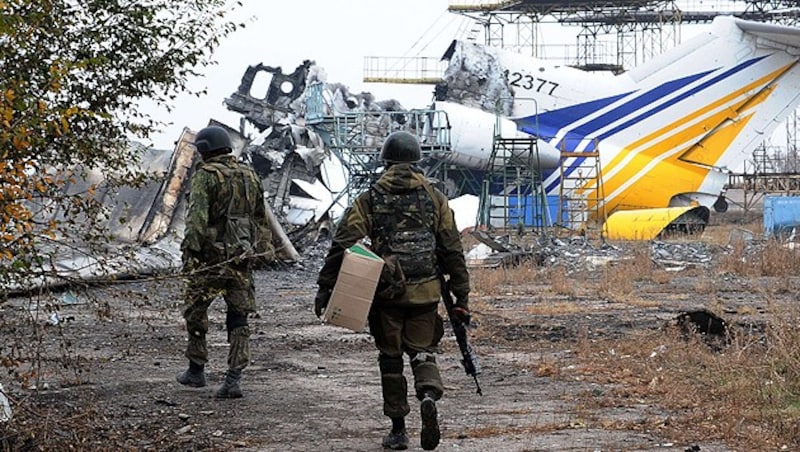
[446,1,800,70]
[447,1,683,70]
[305,82,454,206]
[477,135,546,231]
[363,1,800,80]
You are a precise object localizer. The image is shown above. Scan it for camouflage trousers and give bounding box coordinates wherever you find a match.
[368,303,445,418]
[182,265,256,371]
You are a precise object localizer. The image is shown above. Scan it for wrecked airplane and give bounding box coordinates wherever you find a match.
[239,17,800,242]
[223,59,484,228]
[434,16,800,239]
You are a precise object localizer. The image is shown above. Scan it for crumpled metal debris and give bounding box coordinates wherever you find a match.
[467,233,727,272]
[536,236,625,272]
[650,241,719,270]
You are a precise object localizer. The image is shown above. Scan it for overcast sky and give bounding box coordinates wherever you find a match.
[139,1,737,150]
[142,0,465,149]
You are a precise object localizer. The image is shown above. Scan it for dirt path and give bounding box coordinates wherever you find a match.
[3,253,759,451]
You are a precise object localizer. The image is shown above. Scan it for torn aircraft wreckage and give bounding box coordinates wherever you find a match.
[7,126,301,294]
[235,17,788,243]
[11,60,489,292]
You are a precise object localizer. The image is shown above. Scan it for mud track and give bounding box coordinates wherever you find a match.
[2,221,781,451]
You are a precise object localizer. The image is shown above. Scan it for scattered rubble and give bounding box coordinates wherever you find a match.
[650,240,721,270]
[466,231,733,273]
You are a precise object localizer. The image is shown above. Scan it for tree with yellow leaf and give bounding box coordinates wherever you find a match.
[0,0,245,293]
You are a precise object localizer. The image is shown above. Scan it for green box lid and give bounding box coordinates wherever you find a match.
[348,243,381,260]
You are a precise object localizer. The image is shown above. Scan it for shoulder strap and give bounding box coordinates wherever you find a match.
[367,182,385,218]
[199,161,226,184]
[239,163,252,209]
[416,175,442,213]
[202,161,252,217]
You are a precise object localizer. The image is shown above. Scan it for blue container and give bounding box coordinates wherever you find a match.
[505,195,567,227]
[763,195,800,237]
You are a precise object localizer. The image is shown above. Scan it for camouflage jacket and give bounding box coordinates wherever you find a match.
[317,163,470,305]
[182,153,273,265]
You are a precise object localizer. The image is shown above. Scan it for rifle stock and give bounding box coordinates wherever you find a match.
[439,273,482,396]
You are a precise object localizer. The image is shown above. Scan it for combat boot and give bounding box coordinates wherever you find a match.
[176,362,206,388]
[215,368,243,399]
[420,392,440,450]
[381,429,409,450]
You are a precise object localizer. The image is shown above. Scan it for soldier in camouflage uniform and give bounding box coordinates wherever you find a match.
[315,131,471,451]
[177,125,274,399]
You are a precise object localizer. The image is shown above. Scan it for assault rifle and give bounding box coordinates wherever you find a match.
[439,273,483,396]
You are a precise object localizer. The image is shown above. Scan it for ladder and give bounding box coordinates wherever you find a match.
[558,148,607,235]
[478,136,546,232]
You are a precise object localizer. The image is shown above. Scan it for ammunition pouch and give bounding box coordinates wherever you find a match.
[376,255,406,300]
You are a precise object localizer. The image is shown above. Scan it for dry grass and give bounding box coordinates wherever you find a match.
[568,314,800,449]
[592,244,656,303]
[547,265,579,297]
[701,213,763,245]
[719,238,800,277]
[470,258,545,297]
[469,223,800,448]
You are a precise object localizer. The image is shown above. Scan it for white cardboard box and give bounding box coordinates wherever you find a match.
[323,243,384,332]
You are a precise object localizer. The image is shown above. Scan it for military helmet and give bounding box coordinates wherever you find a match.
[195,126,232,155]
[380,131,421,163]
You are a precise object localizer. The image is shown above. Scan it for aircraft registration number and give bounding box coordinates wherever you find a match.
[503,70,559,95]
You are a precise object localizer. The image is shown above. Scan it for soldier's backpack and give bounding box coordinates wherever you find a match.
[370,179,441,297]
[203,161,261,264]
